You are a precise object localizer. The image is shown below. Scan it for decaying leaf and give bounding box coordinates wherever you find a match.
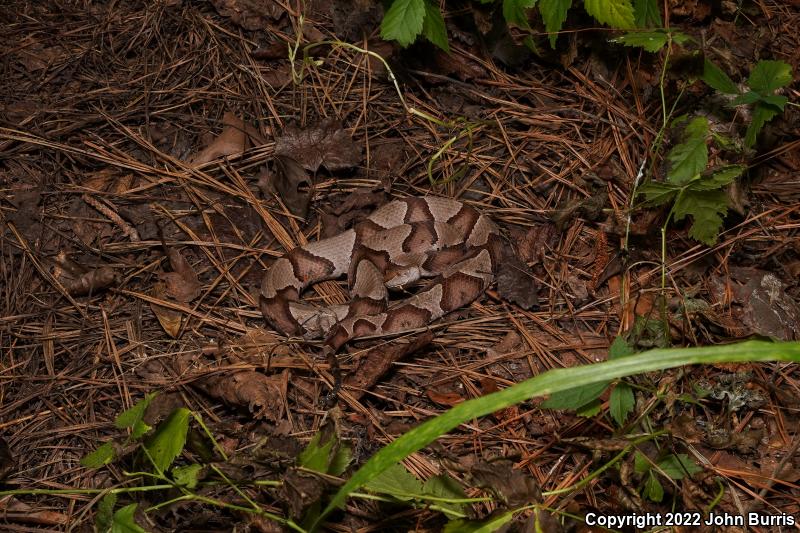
[280,467,326,519]
[198,368,289,422]
[496,248,538,310]
[210,0,283,31]
[160,246,201,303]
[470,459,542,507]
[188,112,249,167]
[343,332,433,400]
[51,253,118,296]
[260,155,313,218]
[274,119,362,173]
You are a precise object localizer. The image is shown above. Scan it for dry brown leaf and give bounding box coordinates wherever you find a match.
[211,0,283,30]
[274,118,361,173]
[52,253,118,296]
[151,282,183,338]
[260,155,313,217]
[426,389,465,406]
[188,112,248,167]
[199,368,288,422]
[496,248,538,310]
[160,246,201,303]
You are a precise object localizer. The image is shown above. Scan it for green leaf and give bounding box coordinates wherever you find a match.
[329,444,353,477]
[584,0,635,29]
[638,181,679,206]
[444,509,517,533]
[666,116,709,185]
[644,470,664,501]
[633,0,661,27]
[610,382,635,425]
[96,493,116,532]
[144,408,191,473]
[673,189,728,245]
[381,0,426,47]
[689,165,745,191]
[541,380,609,409]
[760,94,788,110]
[701,59,738,94]
[312,340,800,529]
[609,336,635,359]
[81,441,116,468]
[364,463,424,501]
[423,475,468,515]
[111,504,146,533]
[114,393,157,431]
[748,60,792,94]
[731,91,762,106]
[634,451,650,474]
[658,453,702,479]
[422,1,449,52]
[576,398,603,417]
[614,31,668,52]
[745,102,780,148]
[539,0,572,48]
[172,464,202,489]
[503,0,538,28]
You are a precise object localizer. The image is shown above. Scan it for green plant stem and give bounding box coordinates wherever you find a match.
[543,430,668,496]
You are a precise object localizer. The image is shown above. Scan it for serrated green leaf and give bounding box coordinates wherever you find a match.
[172,464,202,489]
[609,336,635,359]
[634,451,650,474]
[614,31,668,52]
[745,102,781,148]
[584,0,635,29]
[666,116,709,185]
[364,463,424,501]
[130,420,151,440]
[688,165,744,191]
[503,0,538,28]
[644,470,664,501]
[423,475,468,515]
[144,408,190,473]
[114,393,157,431]
[633,0,660,27]
[381,0,426,47]
[96,493,116,532]
[702,59,738,94]
[422,1,449,52]
[760,94,788,110]
[81,441,116,468]
[111,504,146,533]
[658,453,701,479]
[731,91,761,106]
[748,60,792,94]
[542,381,608,409]
[673,189,728,245]
[444,509,517,533]
[638,181,679,206]
[610,382,635,425]
[539,0,571,48]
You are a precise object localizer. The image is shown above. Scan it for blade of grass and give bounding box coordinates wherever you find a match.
[311,340,800,530]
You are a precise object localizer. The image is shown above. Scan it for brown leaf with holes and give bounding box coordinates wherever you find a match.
[496,248,538,310]
[274,119,361,173]
[160,246,201,302]
[198,368,288,422]
[52,253,118,296]
[188,112,249,167]
[211,0,283,31]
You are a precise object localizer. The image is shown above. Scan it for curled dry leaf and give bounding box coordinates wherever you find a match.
[188,112,248,167]
[274,118,361,173]
[160,246,201,303]
[52,252,118,296]
[261,155,313,218]
[198,368,289,422]
[151,282,183,338]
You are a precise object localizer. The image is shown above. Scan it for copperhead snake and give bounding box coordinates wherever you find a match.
[260,197,502,351]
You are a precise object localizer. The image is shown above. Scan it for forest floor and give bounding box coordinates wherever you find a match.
[1,0,799,531]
